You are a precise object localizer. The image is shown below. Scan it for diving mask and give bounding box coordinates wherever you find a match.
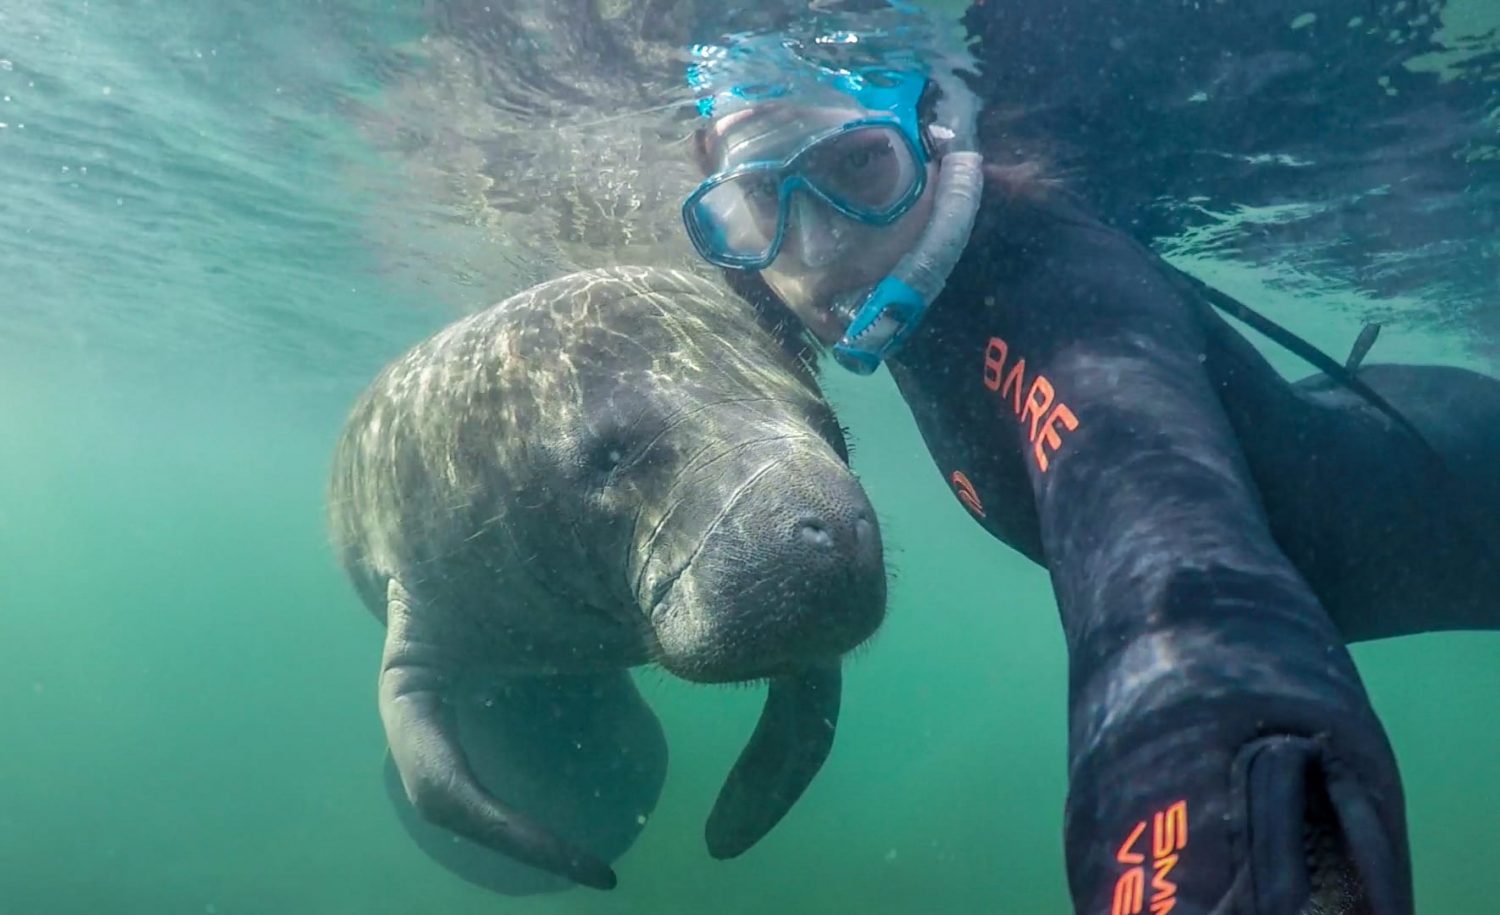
[683,114,929,271]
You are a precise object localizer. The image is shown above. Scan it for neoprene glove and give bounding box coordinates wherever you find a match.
[1059,563,1411,915]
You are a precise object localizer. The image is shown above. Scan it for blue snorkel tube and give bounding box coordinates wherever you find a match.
[831,68,985,375]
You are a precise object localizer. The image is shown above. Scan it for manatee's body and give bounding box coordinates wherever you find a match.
[328,266,885,891]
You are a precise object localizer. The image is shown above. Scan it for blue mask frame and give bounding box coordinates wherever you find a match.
[682,115,930,271]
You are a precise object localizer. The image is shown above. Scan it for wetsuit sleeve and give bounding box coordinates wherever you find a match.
[1024,255,1413,914]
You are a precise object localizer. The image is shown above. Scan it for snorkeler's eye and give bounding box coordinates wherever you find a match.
[742,173,778,201]
[810,135,896,188]
[842,149,873,171]
[811,131,910,211]
[842,140,892,172]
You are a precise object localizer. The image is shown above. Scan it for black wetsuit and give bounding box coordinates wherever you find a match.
[856,176,1500,914]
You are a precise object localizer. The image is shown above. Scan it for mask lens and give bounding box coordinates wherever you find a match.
[688,170,784,265]
[800,124,918,218]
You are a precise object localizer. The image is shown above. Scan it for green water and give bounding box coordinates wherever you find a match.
[2,2,1498,913]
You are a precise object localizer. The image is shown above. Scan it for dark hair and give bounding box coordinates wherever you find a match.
[690,123,716,177]
[915,77,943,159]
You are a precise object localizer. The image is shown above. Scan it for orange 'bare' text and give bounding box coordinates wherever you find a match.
[982,336,1079,472]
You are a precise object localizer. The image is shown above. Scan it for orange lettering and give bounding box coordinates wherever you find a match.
[1111,868,1145,915]
[950,470,986,518]
[1023,375,1056,443]
[1116,820,1146,865]
[1033,403,1080,472]
[1000,358,1027,416]
[977,338,1082,475]
[1151,853,1178,904]
[983,337,1007,391]
[1153,801,1188,856]
[1113,801,1189,915]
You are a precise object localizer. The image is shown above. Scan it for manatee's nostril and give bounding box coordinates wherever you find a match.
[798,518,834,549]
[855,515,875,546]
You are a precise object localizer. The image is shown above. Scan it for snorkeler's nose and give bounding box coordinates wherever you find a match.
[789,194,846,269]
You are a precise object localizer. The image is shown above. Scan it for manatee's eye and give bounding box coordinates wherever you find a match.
[579,411,642,482]
[588,440,626,474]
[577,389,661,486]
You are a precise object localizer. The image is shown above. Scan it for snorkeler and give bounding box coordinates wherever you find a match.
[679,36,1500,915]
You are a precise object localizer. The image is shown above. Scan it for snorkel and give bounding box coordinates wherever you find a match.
[685,34,985,375]
[832,67,984,374]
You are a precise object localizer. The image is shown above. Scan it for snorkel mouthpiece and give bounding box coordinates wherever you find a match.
[833,277,922,374]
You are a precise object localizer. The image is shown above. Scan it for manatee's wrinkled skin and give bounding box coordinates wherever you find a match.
[328,266,885,891]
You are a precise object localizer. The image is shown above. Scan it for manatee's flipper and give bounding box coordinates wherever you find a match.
[1237,735,1407,915]
[705,663,841,860]
[378,579,618,890]
[383,669,667,896]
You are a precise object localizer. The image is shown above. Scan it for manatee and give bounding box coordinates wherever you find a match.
[327,266,885,891]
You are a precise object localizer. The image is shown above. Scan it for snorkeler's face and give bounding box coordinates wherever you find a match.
[762,159,938,344]
[698,102,938,344]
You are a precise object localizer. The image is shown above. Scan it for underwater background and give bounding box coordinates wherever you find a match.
[2,1,1497,912]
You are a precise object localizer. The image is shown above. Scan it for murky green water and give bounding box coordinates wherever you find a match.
[2,2,1497,913]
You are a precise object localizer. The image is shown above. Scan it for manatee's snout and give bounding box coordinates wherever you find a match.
[649,441,886,684]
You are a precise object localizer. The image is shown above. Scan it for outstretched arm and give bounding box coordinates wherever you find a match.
[1023,272,1412,913]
